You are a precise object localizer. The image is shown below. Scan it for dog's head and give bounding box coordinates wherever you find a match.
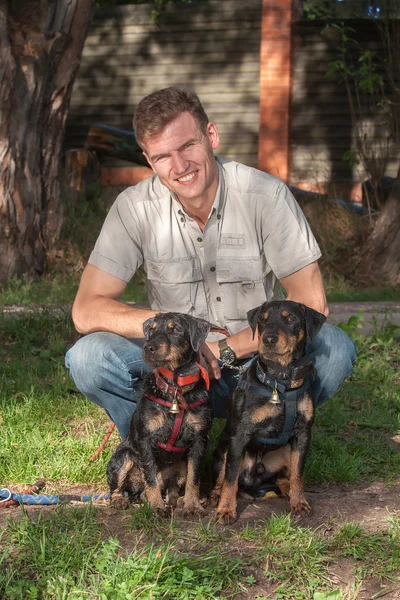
[247,300,326,365]
[142,312,212,369]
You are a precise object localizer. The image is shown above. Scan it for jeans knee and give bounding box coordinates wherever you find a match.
[65,332,146,396]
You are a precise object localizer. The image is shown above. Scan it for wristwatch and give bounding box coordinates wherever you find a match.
[218,338,237,365]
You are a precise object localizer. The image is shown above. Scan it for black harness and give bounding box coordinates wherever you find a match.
[237,360,314,445]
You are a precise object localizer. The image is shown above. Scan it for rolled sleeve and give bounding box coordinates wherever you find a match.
[263,183,321,279]
[88,191,143,282]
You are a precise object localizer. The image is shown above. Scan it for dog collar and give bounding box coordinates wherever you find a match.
[256,358,314,385]
[156,361,210,391]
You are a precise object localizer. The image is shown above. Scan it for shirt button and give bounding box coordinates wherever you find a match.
[180,217,184,222]
[216,296,221,302]
[197,237,202,242]
[217,214,221,220]
[210,266,215,272]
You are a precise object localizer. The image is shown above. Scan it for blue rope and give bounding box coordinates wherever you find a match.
[0,488,110,505]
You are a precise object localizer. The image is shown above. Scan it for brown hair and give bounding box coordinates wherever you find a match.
[133,87,209,147]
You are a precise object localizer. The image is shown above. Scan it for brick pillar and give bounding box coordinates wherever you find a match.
[258,0,293,182]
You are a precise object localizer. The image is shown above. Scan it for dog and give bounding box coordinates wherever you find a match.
[107,312,213,515]
[211,300,326,524]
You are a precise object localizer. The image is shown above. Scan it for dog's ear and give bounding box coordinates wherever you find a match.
[185,315,212,352]
[302,305,326,341]
[247,304,264,339]
[143,317,155,340]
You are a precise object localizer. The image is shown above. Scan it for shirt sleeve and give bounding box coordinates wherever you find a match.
[88,190,143,282]
[262,182,321,280]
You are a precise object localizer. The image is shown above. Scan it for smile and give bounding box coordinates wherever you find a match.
[177,171,197,183]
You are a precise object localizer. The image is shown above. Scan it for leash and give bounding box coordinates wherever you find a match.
[0,482,110,507]
[90,421,116,461]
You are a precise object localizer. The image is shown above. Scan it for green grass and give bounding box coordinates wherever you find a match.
[232,513,400,599]
[0,505,246,599]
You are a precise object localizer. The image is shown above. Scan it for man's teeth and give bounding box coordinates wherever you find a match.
[178,172,196,182]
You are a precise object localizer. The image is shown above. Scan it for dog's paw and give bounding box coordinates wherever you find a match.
[110,494,130,510]
[213,507,237,525]
[180,497,205,516]
[290,496,312,520]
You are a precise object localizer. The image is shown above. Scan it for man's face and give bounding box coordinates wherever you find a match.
[142,111,220,206]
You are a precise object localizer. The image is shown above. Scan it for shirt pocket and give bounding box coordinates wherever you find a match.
[145,257,206,315]
[216,256,272,320]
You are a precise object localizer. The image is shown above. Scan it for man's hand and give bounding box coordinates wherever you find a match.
[199,342,221,380]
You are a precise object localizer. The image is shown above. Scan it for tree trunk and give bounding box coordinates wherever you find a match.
[364,164,400,285]
[0,0,92,283]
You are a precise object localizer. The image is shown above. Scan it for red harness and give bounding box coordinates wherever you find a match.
[145,362,210,453]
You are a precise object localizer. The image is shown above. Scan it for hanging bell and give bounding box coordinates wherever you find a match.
[270,383,281,404]
[169,398,180,414]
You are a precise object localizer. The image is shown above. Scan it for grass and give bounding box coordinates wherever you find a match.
[0,505,246,599]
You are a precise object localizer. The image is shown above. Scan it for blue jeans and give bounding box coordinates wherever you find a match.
[65,324,356,440]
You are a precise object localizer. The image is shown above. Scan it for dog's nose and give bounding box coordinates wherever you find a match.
[264,334,278,346]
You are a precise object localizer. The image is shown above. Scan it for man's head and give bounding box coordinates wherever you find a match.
[134,87,220,208]
[133,87,209,147]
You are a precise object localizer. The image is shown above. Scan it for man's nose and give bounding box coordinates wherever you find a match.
[171,151,189,173]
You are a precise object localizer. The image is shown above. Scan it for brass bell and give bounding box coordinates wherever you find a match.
[270,383,281,404]
[169,398,180,414]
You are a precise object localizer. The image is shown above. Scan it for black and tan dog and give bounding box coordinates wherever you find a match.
[107,313,213,514]
[211,300,326,524]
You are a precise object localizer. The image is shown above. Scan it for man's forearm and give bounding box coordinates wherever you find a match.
[72,296,158,338]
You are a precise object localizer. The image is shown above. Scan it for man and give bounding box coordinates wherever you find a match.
[66,87,356,442]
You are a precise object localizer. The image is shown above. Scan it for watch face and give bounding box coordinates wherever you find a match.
[221,347,236,365]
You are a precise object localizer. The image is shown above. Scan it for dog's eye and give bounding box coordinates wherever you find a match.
[172,327,181,334]
[285,315,295,324]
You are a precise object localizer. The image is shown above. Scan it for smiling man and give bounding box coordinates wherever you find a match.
[66,87,356,445]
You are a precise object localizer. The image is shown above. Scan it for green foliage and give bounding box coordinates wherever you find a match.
[325,25,383,92]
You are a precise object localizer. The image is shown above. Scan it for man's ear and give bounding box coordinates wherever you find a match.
[185,315,212,352]
[302,305,326,341]
[247,304,264,339]
[207,122,220,150]
[143,317,155,340]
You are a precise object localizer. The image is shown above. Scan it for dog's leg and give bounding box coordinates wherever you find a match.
[215,433,250,524]
[209,449,227,506]
[288,422,313,518]
[136,438,165,512]
[181,439,207,515]
[209,424,231,506]
[107,443,138,509]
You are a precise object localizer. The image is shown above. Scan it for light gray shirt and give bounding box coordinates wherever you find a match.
[89,157,321,337]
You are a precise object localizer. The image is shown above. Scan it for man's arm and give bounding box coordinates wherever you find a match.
[280,261,328,317]
[207,261,328,361]
[72,264,158,337]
